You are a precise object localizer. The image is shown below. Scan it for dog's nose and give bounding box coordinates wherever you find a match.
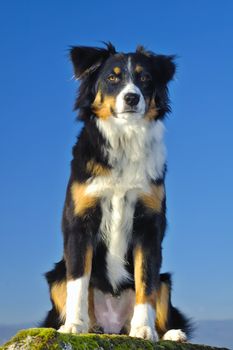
[124,93,140,107]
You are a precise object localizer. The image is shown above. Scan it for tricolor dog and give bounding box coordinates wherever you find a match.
[42,43,191,342]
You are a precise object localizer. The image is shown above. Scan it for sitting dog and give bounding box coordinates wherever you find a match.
[42,43,191,342]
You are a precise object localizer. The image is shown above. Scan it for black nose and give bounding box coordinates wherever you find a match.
[124,93,140,107]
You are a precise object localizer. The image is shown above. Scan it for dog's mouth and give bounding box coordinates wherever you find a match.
[112,108,144,121]
[115,108,140,115]
[120,110,137,113]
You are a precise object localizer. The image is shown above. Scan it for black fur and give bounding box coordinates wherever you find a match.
[72,43,175,120]
[159,273,193,339]
[41,43,192,340]
[42,264,192,338]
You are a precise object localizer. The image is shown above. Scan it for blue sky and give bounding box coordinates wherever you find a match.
[0,0,232,325]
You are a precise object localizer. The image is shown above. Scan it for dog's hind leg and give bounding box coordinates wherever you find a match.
[156,273,193,341]
[41,260,98,333]
[41,307,63,329]
[41,259,67,329]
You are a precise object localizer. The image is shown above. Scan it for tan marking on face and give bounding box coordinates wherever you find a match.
[51,280,67,315]
[113,66,121,75]
[140,184,165,212]
[135,65,143,73]
[86,159,111,177]
[134,246,156,307]
[145,98,159,121]
[92,91,116,120]
[155,281,170,333]
[71,182,98,216]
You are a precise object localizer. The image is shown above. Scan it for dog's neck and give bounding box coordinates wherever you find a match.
[95,116,166,181]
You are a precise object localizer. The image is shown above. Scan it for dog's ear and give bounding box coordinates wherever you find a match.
[136,46,176,84]
[70,43,116,79]
[153,54,176,84]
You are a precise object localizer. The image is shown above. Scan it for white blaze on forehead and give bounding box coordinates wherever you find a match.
[115,56,146,117]
[127,56,133,73]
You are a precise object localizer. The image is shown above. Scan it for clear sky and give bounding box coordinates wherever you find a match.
[0,0,232,325]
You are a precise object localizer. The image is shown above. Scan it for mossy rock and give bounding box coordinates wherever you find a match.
[0,328,229,350]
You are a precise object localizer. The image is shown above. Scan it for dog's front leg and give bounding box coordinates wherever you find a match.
[59,228,93,334]
[130,231,162,341]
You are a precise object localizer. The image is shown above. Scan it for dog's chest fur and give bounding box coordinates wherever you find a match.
[86,118,166,290]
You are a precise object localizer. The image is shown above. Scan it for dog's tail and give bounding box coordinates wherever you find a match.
[156,273,193,340]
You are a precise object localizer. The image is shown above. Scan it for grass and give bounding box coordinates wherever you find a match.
[0,328,229,350]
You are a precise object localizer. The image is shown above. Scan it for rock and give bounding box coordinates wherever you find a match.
[0,328,230,350]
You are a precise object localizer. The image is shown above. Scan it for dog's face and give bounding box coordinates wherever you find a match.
[92,54,155,121]
[71,43,175,121]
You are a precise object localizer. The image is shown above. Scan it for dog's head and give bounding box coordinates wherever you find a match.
[70,43,175,122]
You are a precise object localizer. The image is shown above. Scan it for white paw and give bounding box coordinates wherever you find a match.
[162,329,187,342]
[58,322,88,334]
[129,326,158,342]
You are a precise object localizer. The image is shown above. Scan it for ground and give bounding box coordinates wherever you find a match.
[0,328,229,350]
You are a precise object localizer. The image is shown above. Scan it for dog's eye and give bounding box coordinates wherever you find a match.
[140,73,151,82]
[107,74,120,83]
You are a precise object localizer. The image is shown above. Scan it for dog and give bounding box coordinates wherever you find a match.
[41,43,192,342]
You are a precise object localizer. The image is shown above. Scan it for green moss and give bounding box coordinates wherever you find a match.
[0,328,229,350]
[1,328,58,350]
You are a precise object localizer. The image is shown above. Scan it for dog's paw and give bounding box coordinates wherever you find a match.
[58,322,88,334]
[162,329,187,342]
[129,325,158,341]
[129,304,158,341]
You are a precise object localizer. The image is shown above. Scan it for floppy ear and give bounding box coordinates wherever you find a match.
[153,55,176,84]
[70,43,116,79]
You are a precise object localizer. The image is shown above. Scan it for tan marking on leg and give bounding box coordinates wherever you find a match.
[155,281,170,333]
[86,159,111,177]
[71,182,98,216]
[51,280,67,316]
[140,184,165,212]
[92,91,116,120]
[84,246,93,275]
[145,99,159,121]
[134,246,156,307]
[113,66,121,75]
[66,245,93,280]
[134,246,145,304]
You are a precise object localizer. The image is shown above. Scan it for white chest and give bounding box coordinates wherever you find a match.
[99,189,137,290]
[88,119,166,194]
[86,119,166,290]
